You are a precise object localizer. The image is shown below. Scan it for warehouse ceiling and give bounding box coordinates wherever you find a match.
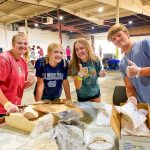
[0,0,150,35]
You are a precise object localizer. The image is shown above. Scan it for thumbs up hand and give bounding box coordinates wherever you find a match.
[78,64,89,78]
[126,60,139,78]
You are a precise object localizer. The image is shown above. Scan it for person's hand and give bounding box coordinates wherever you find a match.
[127,96,137,106]
[99,69,106,77]
[4,102,19,114]
[78,64,89,77]
[27,72,36,84]
[126,60,140,78]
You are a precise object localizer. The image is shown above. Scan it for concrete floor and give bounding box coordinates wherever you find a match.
[22,70,124,105]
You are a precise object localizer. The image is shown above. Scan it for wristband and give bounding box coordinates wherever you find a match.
[136,67,141,78]
[77,76,83,81]
[78,72,84,78]
[4,101,12,109]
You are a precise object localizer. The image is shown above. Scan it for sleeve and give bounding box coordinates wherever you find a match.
[0,56,10,81]
[63,60,68,80]
[35,58,43,78]
[95,60,102,76]
[119,60,126,78]
[142,39,150,58]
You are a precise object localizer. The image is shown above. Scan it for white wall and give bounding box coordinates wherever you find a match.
[94,32,150,60]
[0,23,149,58]
[0,23,69,55]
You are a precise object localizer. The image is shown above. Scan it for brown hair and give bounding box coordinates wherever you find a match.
[69,38,99,72]
[107,23,129,41]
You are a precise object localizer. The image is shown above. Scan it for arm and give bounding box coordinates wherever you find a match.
[73,64,88,89]
[0,89,10,106]
[63,79,71,100]
[35,77,44,101]
[24,73,35,89]
[124,76,137,105]
[127,60,150,78]
[140,67,150,76]
[0,89,19,113]
[73,75,83,89]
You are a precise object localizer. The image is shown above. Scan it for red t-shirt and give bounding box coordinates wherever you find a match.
[66,48,71,57]
[0,51,28,114]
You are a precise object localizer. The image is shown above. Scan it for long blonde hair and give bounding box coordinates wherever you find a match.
[70,38,99,72]
[12,32,29,61]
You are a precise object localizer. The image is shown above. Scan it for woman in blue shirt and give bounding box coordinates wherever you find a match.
[34,43,71,101]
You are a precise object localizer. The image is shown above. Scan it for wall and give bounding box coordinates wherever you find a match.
[0,23,149,58]
[93,32,150,60]
[0,23,69,55]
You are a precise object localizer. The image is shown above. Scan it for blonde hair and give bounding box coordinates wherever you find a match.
[107,23,129,41]
[12,32,29,61]
[70,38,99,72]
[45,42,62,64]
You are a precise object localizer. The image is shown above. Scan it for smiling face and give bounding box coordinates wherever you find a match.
[48,43,63,65]
[74,42,88,62]
[111,31,130,49]
[12,33,28,56]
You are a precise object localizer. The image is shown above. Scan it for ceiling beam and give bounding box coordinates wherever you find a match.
[15,0,57,8]
[5,8,55,24]
[9,4,31,14]
[100,12,134,20]
[88,8,116,17]
[59,0,84,7]
[143,1,150,6]
[74,3,103,13]
[61,7,104,26]
[95,0,150,16]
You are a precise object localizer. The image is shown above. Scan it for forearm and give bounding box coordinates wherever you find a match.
[63,80,71,100]
[74,76,82,89]
[140,67,150,77]
[124,77,136,98]
[0,89,10,106]
[35,87,43,101]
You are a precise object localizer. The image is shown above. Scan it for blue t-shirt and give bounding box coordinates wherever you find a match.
[71,60,102,98]
[35,58,68,100]
[120,39,150,103]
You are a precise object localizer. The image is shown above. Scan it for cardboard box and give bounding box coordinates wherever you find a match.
[110,103,150,150]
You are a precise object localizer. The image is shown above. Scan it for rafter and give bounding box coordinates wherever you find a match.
[96,0,150,16]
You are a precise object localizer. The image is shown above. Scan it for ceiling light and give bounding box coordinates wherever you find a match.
[98,7,104,12]
[59,16,63,20]
[128,21,133,24]
[91,26,95,30]
[34,23,38,27]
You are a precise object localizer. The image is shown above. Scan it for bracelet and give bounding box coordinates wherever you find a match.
[136,67,141,78]
[4,101,12,109]
[78,72,84,78]
[77,76,83,81]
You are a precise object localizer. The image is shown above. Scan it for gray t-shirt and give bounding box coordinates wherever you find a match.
[120,39,150,103]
